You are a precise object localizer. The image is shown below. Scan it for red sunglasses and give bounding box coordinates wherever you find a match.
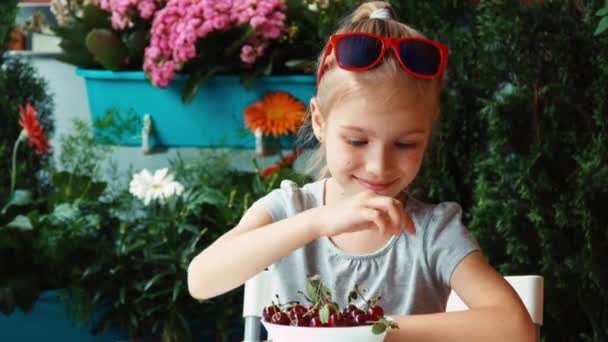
[317,32,449,87]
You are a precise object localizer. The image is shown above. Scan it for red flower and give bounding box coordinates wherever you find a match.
[282,149,303,167]
[19,104,50,154]
[260,164,282,178]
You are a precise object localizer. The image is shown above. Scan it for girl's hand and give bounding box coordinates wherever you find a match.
[316,191,415,238]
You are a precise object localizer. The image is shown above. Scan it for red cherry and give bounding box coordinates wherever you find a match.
[367,313,381,322]
[328,313,346,327]
[354,312,369,326]
[368,305,384,318]
[289,304,308,319]
[291,315,310,326]
[309,316,328,327]
[350,308,364,320]
[270,311,290,325]
[262,305,279,322]
[345,304,358,315]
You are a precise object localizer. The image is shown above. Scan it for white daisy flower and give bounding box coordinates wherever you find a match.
[129,168,184,205]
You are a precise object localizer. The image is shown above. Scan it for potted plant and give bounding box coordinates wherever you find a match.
[50,0,359,148]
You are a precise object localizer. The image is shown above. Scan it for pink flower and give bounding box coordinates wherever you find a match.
[96,0,165,30]
[144,0,287,88]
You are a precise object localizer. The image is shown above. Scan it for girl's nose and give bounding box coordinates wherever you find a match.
[365,145,391,176]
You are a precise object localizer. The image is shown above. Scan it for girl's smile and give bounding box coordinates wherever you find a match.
[352,175,399,193]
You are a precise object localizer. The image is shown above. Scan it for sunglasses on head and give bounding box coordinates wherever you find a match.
[317,32,449,87]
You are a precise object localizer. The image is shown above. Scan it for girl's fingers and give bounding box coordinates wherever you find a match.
[361,207,390,235]
[362,196,402,232]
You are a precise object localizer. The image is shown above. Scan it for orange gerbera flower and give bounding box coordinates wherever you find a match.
[19,104,50,154]
[244,92,306,137]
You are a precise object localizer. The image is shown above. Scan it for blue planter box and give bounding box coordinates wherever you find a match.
[0,290,128,341]
[77,69,316,148]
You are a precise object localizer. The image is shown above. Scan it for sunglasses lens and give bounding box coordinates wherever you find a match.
[336,35,383,68]
[398,40,441,76]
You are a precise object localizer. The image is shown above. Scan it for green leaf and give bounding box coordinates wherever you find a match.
[85,29,128,70]
[172,280,183,303]
[51,203,80,222]
[319,304,330,324]
[305,282,317,304]
[143,270,173,291]
[1,190,33,214]
[596,6,608,17]
[82,4,111,30]
[124,29,148,64]
[372,323,387,334]
[6,215,33,231]
[594,16,608,36]
[181,66,220,104]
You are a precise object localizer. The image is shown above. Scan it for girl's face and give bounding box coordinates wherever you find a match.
[312,82,437,199]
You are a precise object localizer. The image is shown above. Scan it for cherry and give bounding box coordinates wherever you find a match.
[367,313,381,322]
[368,305,384,318]
[342,304,358,318]
[289,304,308,319]
[270,311,290,325]
[291,315,310,326]
[350,308,365,320]
[262,304,279,322]
[328,313,346,327]
[354,312,369,326]
[309,316,328,327]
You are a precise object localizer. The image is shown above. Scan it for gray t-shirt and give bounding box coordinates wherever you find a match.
[253,179,479,315]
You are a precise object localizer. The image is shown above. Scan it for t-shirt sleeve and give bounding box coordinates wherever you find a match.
[251,180,305,222]
[423,202,480,287]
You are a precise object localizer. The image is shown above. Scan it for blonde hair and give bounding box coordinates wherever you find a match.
[298,1,446,179]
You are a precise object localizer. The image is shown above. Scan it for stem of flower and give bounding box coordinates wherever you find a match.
[10,130,27,195]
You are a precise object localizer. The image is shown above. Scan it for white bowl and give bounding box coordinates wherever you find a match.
[261,319,387,342]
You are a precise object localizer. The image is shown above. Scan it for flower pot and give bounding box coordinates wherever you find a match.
[0,290,128,341]
[76,69,316,148]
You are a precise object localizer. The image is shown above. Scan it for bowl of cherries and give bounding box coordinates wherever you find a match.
[261,275,398,342]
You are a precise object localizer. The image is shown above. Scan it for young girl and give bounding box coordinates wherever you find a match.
[188,2,535,341]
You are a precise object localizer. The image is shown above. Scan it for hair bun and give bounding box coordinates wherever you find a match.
[370,8,392,20]
[351,1,396,23]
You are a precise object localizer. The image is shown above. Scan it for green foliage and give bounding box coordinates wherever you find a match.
[0,17,56,314]
[595,1,608,35]
[53,3,147,70]
[0,119,107,315]
[2,116,311,340]
[0,0,18,56]
[409,1,608,340]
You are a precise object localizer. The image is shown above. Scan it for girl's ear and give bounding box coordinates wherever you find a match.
[310,98,325,143]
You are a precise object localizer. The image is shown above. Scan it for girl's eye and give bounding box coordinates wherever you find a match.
[396,142,417,149]
[346,138,367,146]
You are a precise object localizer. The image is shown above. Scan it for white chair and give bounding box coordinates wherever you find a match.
[242,272,544,342]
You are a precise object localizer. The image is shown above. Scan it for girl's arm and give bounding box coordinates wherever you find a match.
[188,190,410,300]
[386,251,536,342]
[187,204,323,300]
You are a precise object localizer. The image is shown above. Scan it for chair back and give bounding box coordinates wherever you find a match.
[446,275,544,341]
